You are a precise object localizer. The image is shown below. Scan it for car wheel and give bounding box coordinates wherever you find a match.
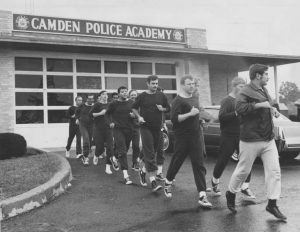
[162,132,169,151]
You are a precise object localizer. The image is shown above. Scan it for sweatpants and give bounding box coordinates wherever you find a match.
[66,122,82,155]
[93,125,114,165]
[140,127,161,173]
[131,127,141,164]
[79,123,93,158]
[213,135,251,183]
[228,139,281,199]
[114,128,133,170]
[166,131,207,192]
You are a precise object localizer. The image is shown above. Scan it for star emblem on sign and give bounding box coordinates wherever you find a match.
[173,30,184,42]
[16,15,30,30]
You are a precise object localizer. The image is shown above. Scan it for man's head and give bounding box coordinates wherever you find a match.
[231,77,246,94]
[86,94,94,105]
[249,64,269,87]
[111,92,119,101]
[97,90,108,103]
[129,89,138,101]
[75,96,83,106]
[146,75,159,92]
[118,86,128,100]
[180,75,195,95]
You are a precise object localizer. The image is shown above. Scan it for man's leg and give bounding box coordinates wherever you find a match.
[131,127,140,170]
[79,123,90,165]
[75,126,82,156]
[66,123,76,157]
[156,130,165,180]
[260,139,286,219]
[93,126,104,165]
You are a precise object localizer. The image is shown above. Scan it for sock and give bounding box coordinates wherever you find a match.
[106,164,111,170]
[142,165,146,173]
[157,165,163,174]
[241,182,249,190]
[165,179,172,185]
[212,177,219,184]
[149,176,155,182]
[199,191,206,198]
[123,170,129,179]
[268,199,277,207]
[112,156,117,162]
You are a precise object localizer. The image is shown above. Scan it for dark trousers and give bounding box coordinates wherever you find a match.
[114,128,133,170]
[213,135,251,183]
[140,127,161,172]
[66,123,82,154]
[166,131,207,192]
[131,127,141,164]
[93,125,114,165]
[79,123,93,158]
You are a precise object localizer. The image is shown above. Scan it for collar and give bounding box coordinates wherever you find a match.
[249,82,263,91]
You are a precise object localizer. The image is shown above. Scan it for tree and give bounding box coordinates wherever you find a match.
[279,81,300,104]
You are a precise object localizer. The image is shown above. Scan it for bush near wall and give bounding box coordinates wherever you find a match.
[0,133,27,160]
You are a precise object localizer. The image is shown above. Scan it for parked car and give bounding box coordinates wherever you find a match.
[164,106,300,160]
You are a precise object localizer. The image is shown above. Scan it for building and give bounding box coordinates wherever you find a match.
[1,10,300,148]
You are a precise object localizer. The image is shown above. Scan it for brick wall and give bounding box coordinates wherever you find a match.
[0,48,14,132]
[0,10,12,35]
[185,28,207,49]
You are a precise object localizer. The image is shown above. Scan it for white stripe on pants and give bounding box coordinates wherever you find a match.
[228,139,281,200]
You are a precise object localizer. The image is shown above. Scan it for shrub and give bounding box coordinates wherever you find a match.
[0,133,27,160]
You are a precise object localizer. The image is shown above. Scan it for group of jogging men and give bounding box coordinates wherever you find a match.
[65,64,287,220]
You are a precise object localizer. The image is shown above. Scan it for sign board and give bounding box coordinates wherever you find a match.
[13,14,185,43]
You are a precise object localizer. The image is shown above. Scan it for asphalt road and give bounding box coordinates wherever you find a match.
[2,151,300,232]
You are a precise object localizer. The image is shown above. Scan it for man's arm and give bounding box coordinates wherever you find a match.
[171,98,199,123]
[219,98,237,123]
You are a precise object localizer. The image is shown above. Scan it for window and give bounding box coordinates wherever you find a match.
[47,75,73,89]
[131,62,152,74]
[47,58,73,72]
[15,57,43,71]
[77,93,97,102]
[105,77,128,89]
[76,60,101,73]
[15,75,43,89]
[77,76,101,89]
[15,92,43,106]
[158,79,177,90]
[155,63,176,75]
[47,93,73,106]
[16,110,44,124]
[131,78,147,90]
[48,110,69,123]
[104,61,127,74]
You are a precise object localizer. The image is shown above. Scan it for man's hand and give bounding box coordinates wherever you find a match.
[129,112,135,118]
[156,104,165,112]
[190,106,200,116]
[138,116,146,124]
[255,101,272,109]
[109,123,115,128]
[71,114,76,118]
[75,119,79,125]
[271,107,280,118]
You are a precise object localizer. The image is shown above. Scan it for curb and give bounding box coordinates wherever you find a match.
[0,149,72,220]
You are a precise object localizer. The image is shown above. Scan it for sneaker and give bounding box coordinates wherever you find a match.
[93,155,99,165]
[139,170,147,187]
[124,177,133,185]
[105,165,112,175]
[110,157,119,171]
[156,173,165,181]
[211,179,221,195]
[164,182,172,198]
[99,154,104,159]
[82,157,89,166]
[131,163,139,172]
[266,205,287,220]
[151,180,162,192]
[231,152,239,162]
[65,150,70,158]
[198,195,213,208]
[226,191,237,213]
[76,153,83,159]
[241,188,256,199]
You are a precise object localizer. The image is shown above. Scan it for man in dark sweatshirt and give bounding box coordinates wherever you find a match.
[163,75,212,208]
[132,75,170,192]
[76,94,94,165]
[226,64,286,220]
[106,86,135,185]
[89,90,119,174]
[211,77,255,199]
[65,96,82,158]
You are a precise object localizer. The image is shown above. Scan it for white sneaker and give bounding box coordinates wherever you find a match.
[93,155,99,165]
[105,165,112,174]
[65,150,70,158]
[83,157,89,166]
[76,153,83,159]
[99,154,104,159]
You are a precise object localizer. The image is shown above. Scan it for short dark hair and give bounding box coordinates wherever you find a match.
[180,75,194,85]
[117,86,128,93]
[111,92,118,97]
[98,90,107,98]
[146,75,158,83]
[249,64,268,80]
